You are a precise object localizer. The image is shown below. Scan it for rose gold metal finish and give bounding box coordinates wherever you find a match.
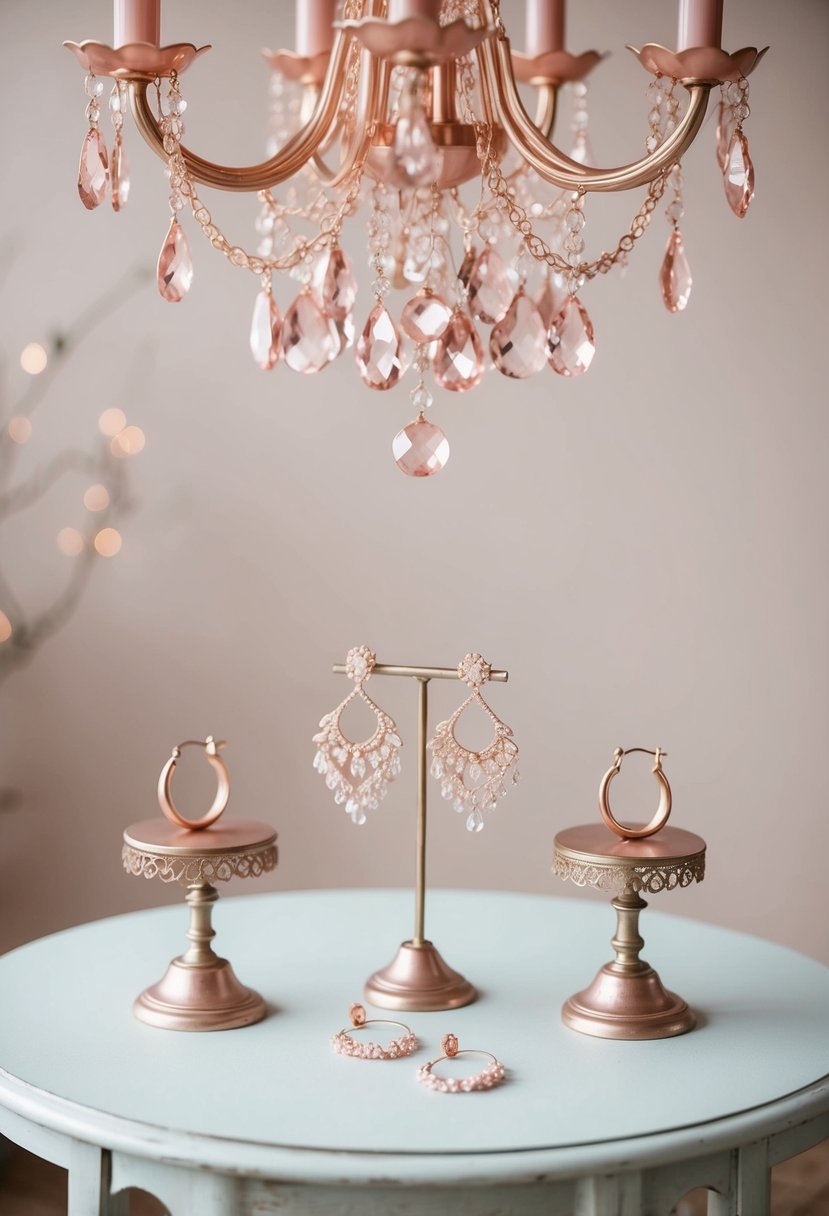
[113,0,160,48]
[157,736,230,831]
[417,1036,506,1092]
[678,0,723,52]
[331,662,508,683]
[261,49,332,86]
[553,823,706,1041]
[133,883,267,1032]
[296,0,337,60]
[63,39,210,81]
[477,32,712,192]
[525,0,564,57]
[365,939,476,1011]
[330,1005,418,1059]
[338,16,491,67]
[511,49,605,86]
[598,746,672,840]
[628,43,769,85]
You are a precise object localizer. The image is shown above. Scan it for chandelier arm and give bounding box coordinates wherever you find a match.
[311,49,385,188]
[478,35,711,192]
[127,30,354,193]
[532,83,557,139]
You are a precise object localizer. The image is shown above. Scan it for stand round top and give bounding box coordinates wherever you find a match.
[553,823,706,895]
[122,817,277,885]
[1,890,828,1187]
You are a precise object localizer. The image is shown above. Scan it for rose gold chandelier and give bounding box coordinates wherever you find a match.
[65,1,766,476]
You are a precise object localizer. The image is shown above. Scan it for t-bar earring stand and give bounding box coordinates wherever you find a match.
[331,660,508,1011]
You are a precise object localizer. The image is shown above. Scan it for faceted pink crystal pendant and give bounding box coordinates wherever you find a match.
[490,292,548,379]
[356,303,404,390]
[466,247,514,325]
[716,100,735,172]
[77,128,108,210]
[157,219,193,303]
[320,246,357,320]
[724,130,755,219]
[249,289,282,370]
[282,290,340,373]
[110,135,130,212]
[547,296,595,377]
[535,275,567,329]
[393,417,450,477]
[392,93,442,188]
[660,229,692,314]
[432,312,484,392]
[400,291,452,343]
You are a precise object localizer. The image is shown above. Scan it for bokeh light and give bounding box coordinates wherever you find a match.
[20,343,48,375]
[94,527,122,557]
[7,416,32,444]
[57,527,84,556]
[111,425,145,457]
[98,408,127,437]
[0,610,12,644]
[83,483,110,512]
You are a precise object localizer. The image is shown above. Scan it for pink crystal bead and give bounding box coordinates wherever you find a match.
[157,219,193,303]
[249,289,282,370]
[356,303,403,390]
[392,93,442,188]
[432,313,484,392]
[490,292,548,379]
[77,128,108,210]
[466,247,514,325]
[535,275,566,329]
[282,291,340,373]
[400,291,452,343]
[547,296,595,377]
[393,418,450,477]
[660,229,692,314]
[110,135,129,212]
[320,246,357,320]
[724,129,755,219]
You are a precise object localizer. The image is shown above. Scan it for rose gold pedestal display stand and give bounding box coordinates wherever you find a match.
[553,823,706,1040]
[330,661,507,1012]
[123,809,277,1031]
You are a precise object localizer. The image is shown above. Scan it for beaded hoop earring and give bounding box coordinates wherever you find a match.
[331,1003,418,1060]
[417,1033,506,1093]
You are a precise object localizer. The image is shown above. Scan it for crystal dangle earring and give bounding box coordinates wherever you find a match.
[720,77,754,219]
[77,71,108,210]
[428,653,519,833]
[547,190,595,378]
[312,646,403,825]
[109,82,130,212]
[157,73,194,303]
[660,164,691,313]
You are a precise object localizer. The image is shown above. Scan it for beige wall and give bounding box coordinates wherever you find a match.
[2,1,828,966]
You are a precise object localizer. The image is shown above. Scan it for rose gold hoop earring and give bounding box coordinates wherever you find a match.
[417,1033,506,1093]
[312,645,402,825]
[598,746,672,840]
[157,736,230,831]
[331,1003,418,1060]
[428,653,519,833]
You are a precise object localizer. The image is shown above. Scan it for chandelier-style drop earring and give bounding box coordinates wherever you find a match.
[312,646,402,825]
[428,653,519,834]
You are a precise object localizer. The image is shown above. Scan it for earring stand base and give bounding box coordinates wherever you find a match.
[364,939,477,1012]
[562,961,695,1041]
[134,956,267,1032]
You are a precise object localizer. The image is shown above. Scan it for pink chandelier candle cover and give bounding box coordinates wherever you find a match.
[64,0,767,475]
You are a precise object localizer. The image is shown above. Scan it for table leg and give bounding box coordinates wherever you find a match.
[573,1173,643,1215]
[68,1142,129,1216]
[738,1142,770,1215]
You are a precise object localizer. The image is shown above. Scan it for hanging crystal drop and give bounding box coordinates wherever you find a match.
[77,128,108,210]
[432,312,484,392]
[282,290,340,373]
[490,292,548,379]
[546,296,595,377]
[157,219,193,303]
[320,246,357,320]
[400,291,452,343]
[716,99,735,171]
[110,134,130,212]
[392,417,450,477]
[392,85,442,188]
[723,129,755,219]
[467,808,484,833]
[466,247,515,325]
[249,289,282,370]
[659,229,692,313]
[535,275,567,330]
[356,303,404,390]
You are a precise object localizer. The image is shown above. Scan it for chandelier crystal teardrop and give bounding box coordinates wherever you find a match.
[64,0,768,476]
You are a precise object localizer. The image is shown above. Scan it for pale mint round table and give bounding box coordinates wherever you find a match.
[1,890,828,1216]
